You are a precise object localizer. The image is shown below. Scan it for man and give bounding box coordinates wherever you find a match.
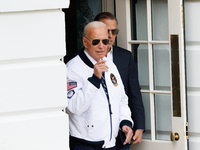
[94,12,145,150]
[66,21,133,150]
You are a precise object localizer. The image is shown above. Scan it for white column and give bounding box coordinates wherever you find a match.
[0,0,69,149]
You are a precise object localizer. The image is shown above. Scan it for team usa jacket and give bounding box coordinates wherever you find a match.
[66,50,133,149]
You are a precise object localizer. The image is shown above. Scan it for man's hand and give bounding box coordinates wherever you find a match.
[94,59,108,79]
[122,125,133,145]
[131,129,143,145]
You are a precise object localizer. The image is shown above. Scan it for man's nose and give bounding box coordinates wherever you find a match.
[97,41,104,48]
[108,30,112,38]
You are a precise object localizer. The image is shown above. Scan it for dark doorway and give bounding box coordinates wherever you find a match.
[63,0,102,63]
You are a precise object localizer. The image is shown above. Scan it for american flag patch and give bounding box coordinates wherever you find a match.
[67,82,77,91]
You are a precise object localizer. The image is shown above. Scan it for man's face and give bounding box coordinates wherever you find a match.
[83,26,108,61]
[100,19,117,50]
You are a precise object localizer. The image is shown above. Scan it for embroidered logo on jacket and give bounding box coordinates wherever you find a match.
[67,90,75,99]
[67,82,77,91]
[110,73,118,87]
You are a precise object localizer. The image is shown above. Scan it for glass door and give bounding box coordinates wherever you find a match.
[115,0,188,149]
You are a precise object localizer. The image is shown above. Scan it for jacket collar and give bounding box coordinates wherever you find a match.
[78,49,94,68]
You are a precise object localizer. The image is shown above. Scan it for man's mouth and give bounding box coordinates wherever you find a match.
[96,51,104,54]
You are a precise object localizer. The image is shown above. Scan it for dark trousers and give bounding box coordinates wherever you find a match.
[70,144,116,150]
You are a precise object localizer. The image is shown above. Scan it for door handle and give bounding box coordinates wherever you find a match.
[171,132,180,141]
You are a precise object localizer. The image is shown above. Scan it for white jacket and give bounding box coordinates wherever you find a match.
[66,50,133,148]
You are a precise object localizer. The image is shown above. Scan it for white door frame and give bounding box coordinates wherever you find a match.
[115,0,188,149]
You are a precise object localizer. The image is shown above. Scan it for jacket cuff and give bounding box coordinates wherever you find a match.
[88,74,101,89]
[120,120,133,129]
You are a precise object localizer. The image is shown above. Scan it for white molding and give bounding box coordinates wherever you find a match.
[115,0,131,51]
[0,0,70,12]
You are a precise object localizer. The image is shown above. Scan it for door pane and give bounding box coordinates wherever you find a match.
[132,44,149,90]
[142,93,151,139]
[130,0,147,40]
[155,94,172,141]
[151,0,168,41]
[153,44,171,91]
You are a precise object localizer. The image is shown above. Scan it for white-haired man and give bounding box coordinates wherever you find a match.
[66,21,133,150]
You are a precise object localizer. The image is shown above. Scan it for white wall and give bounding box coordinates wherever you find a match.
[0,0,69,149]
[185,1,200,150]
